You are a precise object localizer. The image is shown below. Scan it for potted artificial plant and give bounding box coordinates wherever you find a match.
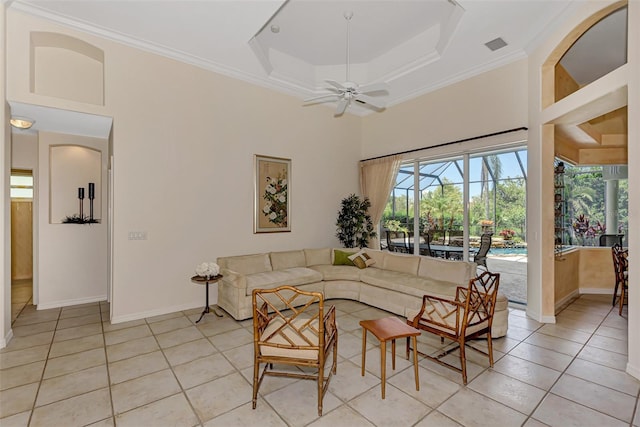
[336,194,377,248]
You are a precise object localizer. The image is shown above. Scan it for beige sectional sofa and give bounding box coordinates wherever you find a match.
[217,248,508,337]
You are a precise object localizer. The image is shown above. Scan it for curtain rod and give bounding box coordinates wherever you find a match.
[361,127,528,162]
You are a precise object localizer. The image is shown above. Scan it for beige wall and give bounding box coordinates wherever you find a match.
[37,132,108,308]
[1,3,11,347]
[528,0,638,379]
[578,248,616,292]
[626,0,639,379]
[553,247,616,310]
[5,9,362,322]
[554,249,579,306]
[361,59,528,159]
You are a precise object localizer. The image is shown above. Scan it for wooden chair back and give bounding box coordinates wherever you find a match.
[251,285,338,416]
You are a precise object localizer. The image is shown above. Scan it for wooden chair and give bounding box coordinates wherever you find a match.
[252,286,338,416]
[473,233,492,270]
[611,244,628,314]
[406,271,500,384]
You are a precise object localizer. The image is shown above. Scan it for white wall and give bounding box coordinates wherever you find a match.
[361,59,528,159]
[5,9,362,324]
[626,0,639,380]
[37,132,108,308]
[1,3,11,347]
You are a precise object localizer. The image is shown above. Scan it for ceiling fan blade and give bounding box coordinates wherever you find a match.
[358,82,390,94]
[355,93,386,109]
[335,98,349,116]
[325,79,346,91]
[304,93,340,103]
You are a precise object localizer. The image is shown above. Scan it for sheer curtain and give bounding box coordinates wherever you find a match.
[360,155,402,249]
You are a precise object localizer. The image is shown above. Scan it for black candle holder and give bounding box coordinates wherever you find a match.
[88,182,95,221]
[78,187,85,219]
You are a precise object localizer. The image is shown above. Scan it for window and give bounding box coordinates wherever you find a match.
[383,147,527,258]
[11,170,33,199]
[562,163,628,246]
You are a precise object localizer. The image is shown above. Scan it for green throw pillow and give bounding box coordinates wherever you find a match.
[333,249,355,266]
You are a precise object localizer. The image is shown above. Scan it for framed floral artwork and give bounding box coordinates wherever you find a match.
[254,155,291,233]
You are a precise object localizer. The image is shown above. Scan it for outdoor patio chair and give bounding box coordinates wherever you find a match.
[386,230,409,253]
[473,233,492,270]
[251,286,338,416]
[406,271,500,384]
[600,234,624,247]
[418,233,433,257]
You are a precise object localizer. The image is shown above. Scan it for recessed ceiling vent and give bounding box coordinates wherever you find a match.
[485,37,507,51]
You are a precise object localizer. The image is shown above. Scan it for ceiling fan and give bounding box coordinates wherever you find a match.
[304,11,390,116]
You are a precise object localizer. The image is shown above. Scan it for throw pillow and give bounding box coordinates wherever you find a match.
[348,250,376,269]
[333,249,355,266]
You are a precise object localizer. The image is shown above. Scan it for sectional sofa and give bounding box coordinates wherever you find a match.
[216,248,508,337]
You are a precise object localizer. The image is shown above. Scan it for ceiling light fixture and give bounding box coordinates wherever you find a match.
[10,116,35,129]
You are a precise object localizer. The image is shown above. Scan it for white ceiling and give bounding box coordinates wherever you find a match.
[8,0,601,119]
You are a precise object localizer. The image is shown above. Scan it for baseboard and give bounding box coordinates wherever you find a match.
[540,315,557,323]
[579,287,614,295]
[37,295,108,310]
[0,329,14,350]
[555,289,580,312]
[110,302,201,324]
[626,362,640,381]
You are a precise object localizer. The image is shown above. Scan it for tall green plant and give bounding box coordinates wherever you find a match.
[336,194,377,248]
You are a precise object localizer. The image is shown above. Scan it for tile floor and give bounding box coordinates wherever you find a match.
[1,295,638,427]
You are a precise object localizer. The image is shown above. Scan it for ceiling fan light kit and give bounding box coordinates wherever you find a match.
[303,11,389,117]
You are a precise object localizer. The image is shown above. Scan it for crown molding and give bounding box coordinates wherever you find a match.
[10,2,307,99]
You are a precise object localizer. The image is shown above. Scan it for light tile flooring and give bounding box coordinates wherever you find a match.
[1,296,638,427]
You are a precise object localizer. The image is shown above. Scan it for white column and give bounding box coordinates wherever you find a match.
[605,179,618,235]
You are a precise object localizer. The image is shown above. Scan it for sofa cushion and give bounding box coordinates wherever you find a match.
[223,253,272,275]
[382,252,420,275]
[245,267,323,296]
[348,250,376,269]
[309,265,362,281]
[418,256,475,285]
[333,249,356,266]
[406,307,490,336]
[304,248,332,266]
[270,250,306,270]
[364,249,386,269]
[361,268,458,299]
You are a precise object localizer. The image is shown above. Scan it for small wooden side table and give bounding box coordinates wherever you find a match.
[360,317,421,399]
[190,275,224,323]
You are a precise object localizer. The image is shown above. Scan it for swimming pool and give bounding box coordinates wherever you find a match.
[489,247,528,256]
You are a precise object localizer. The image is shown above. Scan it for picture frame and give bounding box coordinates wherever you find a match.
[254,155,291,233]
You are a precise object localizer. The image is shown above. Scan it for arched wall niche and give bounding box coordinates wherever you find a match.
[542,0,627,109]
[30,32,105,105]
[49,144,102,224]
[542,1,628,166]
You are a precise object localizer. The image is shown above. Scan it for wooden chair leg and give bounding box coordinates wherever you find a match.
[612,280,620,306]
[487,332,494,367]
[252,361,260,409]
[317,367,323,416]
[619,284,626,316]
[459,341,468,385]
